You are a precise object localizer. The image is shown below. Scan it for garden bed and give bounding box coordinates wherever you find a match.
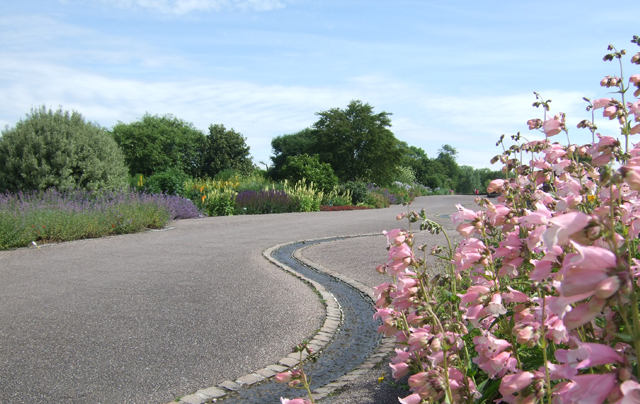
[319,205,371,211]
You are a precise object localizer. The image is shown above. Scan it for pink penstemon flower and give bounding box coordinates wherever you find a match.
[367,38,640,404]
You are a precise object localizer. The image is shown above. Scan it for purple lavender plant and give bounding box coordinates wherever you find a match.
[235,189,300,214]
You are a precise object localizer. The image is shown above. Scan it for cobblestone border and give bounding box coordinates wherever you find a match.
[174,233,395,404]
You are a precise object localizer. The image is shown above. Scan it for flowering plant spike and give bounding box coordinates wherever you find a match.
[373,36,640,404]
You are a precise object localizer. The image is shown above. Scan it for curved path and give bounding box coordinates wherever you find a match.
[0,195,476,404]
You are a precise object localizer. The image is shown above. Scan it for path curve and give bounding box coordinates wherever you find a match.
[0,195,476,404]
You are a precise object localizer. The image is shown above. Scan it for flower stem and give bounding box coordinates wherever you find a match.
[540,293,552,404]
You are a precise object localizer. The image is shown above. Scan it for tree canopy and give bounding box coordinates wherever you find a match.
[199,124,253,178]
[269,128,315,178]
[311,100,401,184]
[0,106,128,192]
[111,114,205,177]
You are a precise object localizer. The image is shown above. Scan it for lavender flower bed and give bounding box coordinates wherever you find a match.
[235,189,300,214]
[0,188,199,250]
[366,184,397,204]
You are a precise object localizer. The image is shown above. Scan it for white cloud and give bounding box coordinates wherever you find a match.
[96,0,286,14]
[2,53,621,170]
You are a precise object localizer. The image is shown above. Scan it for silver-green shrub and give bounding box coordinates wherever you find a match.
[0,106,128,192]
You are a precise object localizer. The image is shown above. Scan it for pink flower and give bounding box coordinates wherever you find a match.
[502,286,529,304]
[530,257,555,281]
[398,393,423,404]
[542,212,591,249]
[452,204,477,224]
[620,380,640,404]
[499,371,535,396]
[390,362,410,380]
[560,242,616,275]
[562,297,606,329]
[543,114,565,137]
[485,293,507,315]
[383,229,407,246]
[555,340,623,374]
[487,179,505,193]
[630,74,640,83]
[592,98,612,109]
[628,100,640,118]
[280,398,310,404]
[557,373,617,404]
[604,105,618,119]
[275,372,292,383]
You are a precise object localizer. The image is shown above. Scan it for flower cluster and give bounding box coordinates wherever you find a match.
[375,37,640,404]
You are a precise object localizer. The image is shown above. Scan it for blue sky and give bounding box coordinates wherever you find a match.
[0,1,637,169]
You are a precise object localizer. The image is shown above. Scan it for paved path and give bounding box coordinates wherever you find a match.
[0,195,476,404]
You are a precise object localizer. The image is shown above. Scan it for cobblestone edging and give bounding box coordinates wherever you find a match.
[173,234,395,404]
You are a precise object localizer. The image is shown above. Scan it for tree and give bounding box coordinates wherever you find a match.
[398,142,431,185]
[436,144,460,190]
[0,106,128,192]
[111,114,205,177]
[312,100,401,184]
[456,165,482,194]
[280,154,338,193]
[269,128,315,179]
[200,124,253,178]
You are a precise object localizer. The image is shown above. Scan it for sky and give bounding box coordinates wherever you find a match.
[0,1,637,169]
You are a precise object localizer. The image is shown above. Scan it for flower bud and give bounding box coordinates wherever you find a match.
[288,379,301,387]
[275,372,293,383]
[619,367,632,381]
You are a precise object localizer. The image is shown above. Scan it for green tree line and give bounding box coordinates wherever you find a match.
[0,103,501,195]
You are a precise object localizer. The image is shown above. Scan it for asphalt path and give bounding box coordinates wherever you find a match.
[0,195,477,404]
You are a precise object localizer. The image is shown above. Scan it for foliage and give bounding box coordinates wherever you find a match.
[364,191,390,209]
[185,178,239,216]
[213,168,241,181]
[199,124,253,178]
[435,144,461,190]
[394,166,417,185]
[321,187,353,206]
[0,188,198,250]
[269,128,316,179]
[0,106,128,192]
[341,181,369,205]
[235,172,272,192]
[279,179,323,212]
[144,167,191,196]
[235,189,300,214]
[281,154,339,193]
[456,165,482,194]
[203,188,237,216]
[312,100,402,184]
[111,113,205,177]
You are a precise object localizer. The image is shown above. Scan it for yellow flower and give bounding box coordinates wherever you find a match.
[377,375,385,383]
[587,195,596,202]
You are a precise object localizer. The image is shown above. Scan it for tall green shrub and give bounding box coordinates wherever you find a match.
[111,113,205,177]
[145,168,191,196]
[0,106,128,192]
[280,154,338,193]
